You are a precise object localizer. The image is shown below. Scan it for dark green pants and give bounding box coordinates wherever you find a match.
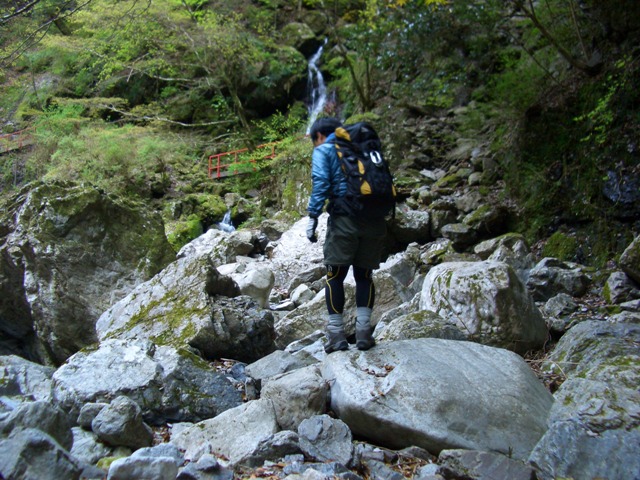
[323,214,387,269]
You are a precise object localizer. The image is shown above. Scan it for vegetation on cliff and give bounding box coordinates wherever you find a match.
[1,0,638,264]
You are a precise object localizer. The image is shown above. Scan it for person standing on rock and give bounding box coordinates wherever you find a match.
[305,117,387,353]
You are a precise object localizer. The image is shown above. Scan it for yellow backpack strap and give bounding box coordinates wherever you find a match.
[335,127,351,142]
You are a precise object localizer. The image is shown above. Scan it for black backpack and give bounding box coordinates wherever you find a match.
[329,122,397,219]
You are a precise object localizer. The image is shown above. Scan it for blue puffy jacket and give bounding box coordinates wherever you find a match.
[307,132,347,218]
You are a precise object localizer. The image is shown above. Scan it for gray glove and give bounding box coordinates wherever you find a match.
[306,216,318,243]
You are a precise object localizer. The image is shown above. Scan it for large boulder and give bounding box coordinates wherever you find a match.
[0,181,175,365]
[0,355,55,402]
[280,22,320,57]
[91,396,154,449]
[526,257,591,301]
[0,428,82,480]
[322,339,553,461]
[0,400,73,450]
[530,321,640,480]
[269,214,327,292]
[619,234,640,285]
[170,398,280,466]
[420,261,548,353]
[388,207,432,244]
[96,255,275,363]
[261,364,328,431]
[52,339,242,423]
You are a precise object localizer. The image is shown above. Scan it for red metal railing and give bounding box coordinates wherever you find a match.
[208,142,278,179]
[0,128,34,153]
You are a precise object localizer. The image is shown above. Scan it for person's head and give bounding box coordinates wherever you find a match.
[309,117,342,146]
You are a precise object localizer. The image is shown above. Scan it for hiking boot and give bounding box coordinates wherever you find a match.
[356,328,376,351]
[324,331,349,354]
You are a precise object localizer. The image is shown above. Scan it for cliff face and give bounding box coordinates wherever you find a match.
[0,181,175,365]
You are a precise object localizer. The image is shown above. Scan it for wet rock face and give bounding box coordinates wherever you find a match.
[0,181,175,365]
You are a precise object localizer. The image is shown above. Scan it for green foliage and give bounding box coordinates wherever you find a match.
[254,106,306,143]
[28,103,190,197]
[166,215,203,251]
[344,111,380,125]
[574,57,631,146]
[261,136,313,214]
[487,46,555,112]
[330,0,505,112]
[182,193,227,226]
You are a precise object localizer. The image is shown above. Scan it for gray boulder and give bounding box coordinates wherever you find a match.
[77,402,109,429]
[542,293,578,334]
[420,261,548,353]
[604,270,640,304]
[322,339,553,461]
[473,233,530,260]
[269,214,327,292]
[176,228,225,261]
[228,265,275,309]
[245,349,318,384]
[0,181,175,364]
[375,310,466,342]
[389,207,432,244]
[0,428,82,480]
[108,456,178,480]
[0,354,55,402]
[526,257,591,301]
[92,396,154,450]
[0,400,73,450]
[238,430,302,468]
[298,414,354,467]
[52,339,242,423]
[275,290,334,349]
[261,364,328,431]
[281,22,319,56]
[462,204,509,238]
[70,426,113,466]
[440,223,477,250]
[170,398,279,466]
[437,449,538,480]
[619,234,640,284]
[177,453,233,480]
[531,320,640,480]
[108,444,184,480]
[96,254,275,363]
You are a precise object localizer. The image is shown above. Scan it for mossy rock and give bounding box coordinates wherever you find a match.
[620,235,640,284]
[434,173,464,189]
[378,311,467,342]
[166,215,203,251]
[543,231,579,262]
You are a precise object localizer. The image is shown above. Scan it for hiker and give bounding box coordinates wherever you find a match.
[306,117,388,353]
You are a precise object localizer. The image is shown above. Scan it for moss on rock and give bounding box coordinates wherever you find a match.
[543,231,579,261]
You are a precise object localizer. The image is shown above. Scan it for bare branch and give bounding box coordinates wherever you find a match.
[98,103,234,128]
[1,0,95,66]
[511,0,600,75]
[0,0,42,24]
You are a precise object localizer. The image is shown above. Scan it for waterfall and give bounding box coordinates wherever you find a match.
[217,210,235,233]
[306,39,328,134]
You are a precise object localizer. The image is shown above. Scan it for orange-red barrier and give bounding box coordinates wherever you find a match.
[208,142,278,179]
[0,128,34,153]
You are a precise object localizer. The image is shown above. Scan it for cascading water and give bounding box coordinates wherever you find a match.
[217,209,235,233]
[306,39,328,134]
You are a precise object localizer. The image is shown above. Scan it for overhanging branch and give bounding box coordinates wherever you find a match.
[98,103,234,128]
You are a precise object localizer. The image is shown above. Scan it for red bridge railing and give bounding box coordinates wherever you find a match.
[0,128,34,153]
[208,142,278,179]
